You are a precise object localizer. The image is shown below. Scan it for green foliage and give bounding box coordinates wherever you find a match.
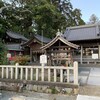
[13,55,30,65]
[0,0,85,38]
[88,14,99,24]
[51,87,58,94]
[0,40,7,65]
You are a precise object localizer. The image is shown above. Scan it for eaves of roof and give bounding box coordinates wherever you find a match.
[41,35,79,50]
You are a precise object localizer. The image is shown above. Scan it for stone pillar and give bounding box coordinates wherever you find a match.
[60,69,63,82]
[15,66,18,79]
[11,67,13,79]
[54,68,56,82]
[80,45,83,64]
[2,67,4,78]
[41,64,44,81]
[31,68,33,80]
[6,67,9,79]
[48,68,51,82]
[36,68,38,81]
[20,67,23,80]
[98,45,100,59]
[25,68,28,80]
[74,61,78,84]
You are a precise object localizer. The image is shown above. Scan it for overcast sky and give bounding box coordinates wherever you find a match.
[71,0,100,23]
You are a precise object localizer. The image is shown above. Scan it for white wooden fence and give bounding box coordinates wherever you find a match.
[0,61,78,85]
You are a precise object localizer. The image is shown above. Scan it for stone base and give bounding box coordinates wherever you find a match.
[0,82,79,95]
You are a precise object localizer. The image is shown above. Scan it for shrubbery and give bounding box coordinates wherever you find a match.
[13,55,30,65]
[0,40,7,65]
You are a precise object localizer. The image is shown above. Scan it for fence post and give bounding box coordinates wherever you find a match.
[15,63,19,79]
[31,68,33,80]
[11,67,13,79]
[20,67,23,80]
[41,64,44,81]
[54,68,57,82]
[48,68,51,82]
[60,69,63,82]
[74,61,78,84]
[25,68,28,80]
[2,67,4,78]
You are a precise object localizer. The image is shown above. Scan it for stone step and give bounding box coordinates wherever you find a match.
[77,95,100,100]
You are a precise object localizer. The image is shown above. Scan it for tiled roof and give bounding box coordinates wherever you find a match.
[63,24,100,41]
[7,31,28,41]
[41,35,79,50]
[6,44,23,51]
[34,34,51,43]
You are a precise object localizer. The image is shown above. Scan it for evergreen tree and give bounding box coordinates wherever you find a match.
[0,40,7,65]
[0,0,85,38]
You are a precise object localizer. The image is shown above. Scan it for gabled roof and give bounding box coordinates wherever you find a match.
[63,24,100,41]
[41,35,79,50]
[7,31,28,41]
[22,34,52,46]
[34,34,51,43]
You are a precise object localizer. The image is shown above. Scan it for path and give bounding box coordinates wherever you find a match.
[77,95,100,100]
[78,67,100,100]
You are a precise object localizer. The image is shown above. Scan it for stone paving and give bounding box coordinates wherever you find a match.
[77,95,100,100]
[87,68,100,85]
[0,91,77,100]
[79,67,100,86]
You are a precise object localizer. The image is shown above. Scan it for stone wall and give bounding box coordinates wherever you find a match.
[0,82,78,95]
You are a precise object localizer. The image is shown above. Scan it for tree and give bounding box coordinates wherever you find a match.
[1,0,85,38]
[88,14,99,24]
[0,40,7,65]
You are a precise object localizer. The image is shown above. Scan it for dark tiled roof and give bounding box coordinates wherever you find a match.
[6,44,23,51]
[63,24,100,41]
[34,34,51,43]
[7,31,29,41]
[21,34,52,46]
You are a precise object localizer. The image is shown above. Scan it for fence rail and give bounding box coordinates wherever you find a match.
[0,61,78,85]
[73,57,100,64]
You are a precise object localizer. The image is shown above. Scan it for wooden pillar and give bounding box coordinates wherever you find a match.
[80,45,83,64]
[30,48,32,63]
[98,45,100,59]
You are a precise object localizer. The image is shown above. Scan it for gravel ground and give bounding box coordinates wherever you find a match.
[79,85,100,97]
[0,90,77,100]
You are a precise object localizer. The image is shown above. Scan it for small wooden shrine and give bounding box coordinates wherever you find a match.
[41,31,79,66]
[22,34,51,63]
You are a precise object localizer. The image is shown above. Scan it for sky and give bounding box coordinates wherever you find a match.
[71,0,100,23]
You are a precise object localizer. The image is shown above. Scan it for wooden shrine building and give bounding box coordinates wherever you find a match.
[22,34,51,63]
[41,31,79,66]
[23,23,100,65]
[63,23,100,64]
[2,31,28,60]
